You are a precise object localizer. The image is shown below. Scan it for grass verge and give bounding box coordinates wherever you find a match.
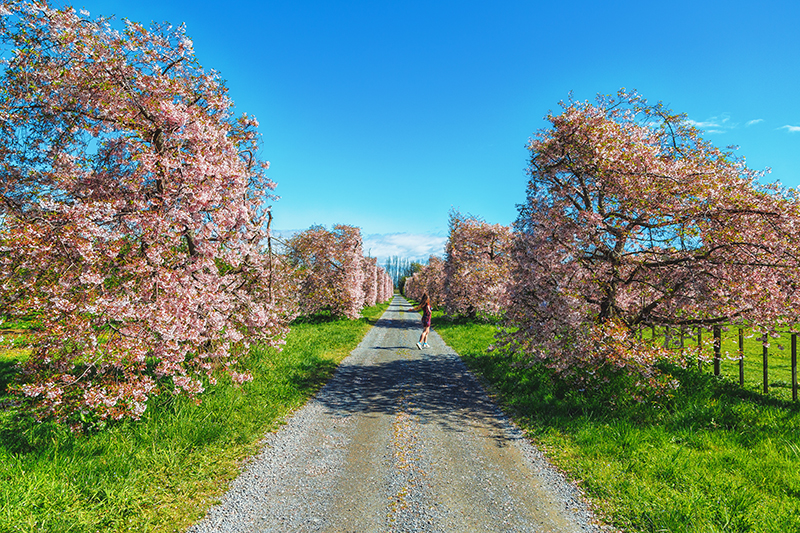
[642,326,799,401]
[432,312,800,533]
[0,301,389,533]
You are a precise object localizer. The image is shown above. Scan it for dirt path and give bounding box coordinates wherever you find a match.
[188,296,601,533]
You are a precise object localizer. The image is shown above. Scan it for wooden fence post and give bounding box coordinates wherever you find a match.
[763,333,769,394]
[738,327,744,387]
[680,326,685,363]
[697,327,703,371]
[713,325,721,376]
[792,332,798,402]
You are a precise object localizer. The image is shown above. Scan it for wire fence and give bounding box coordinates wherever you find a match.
[644,325,799,402]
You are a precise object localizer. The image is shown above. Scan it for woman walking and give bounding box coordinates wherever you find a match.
[409,293,432,349]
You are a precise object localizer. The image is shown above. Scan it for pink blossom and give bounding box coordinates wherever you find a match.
[230,371,253,385]
[504,89,800,398]
[0,4,293,424]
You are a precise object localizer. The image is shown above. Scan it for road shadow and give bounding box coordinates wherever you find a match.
[315,350,510,443]
[371,317,418,331]
[313,297,512,444]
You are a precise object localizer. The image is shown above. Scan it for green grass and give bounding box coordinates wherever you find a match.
[643,326,799,401]
[432,312,800,533]
[0,302,389,533]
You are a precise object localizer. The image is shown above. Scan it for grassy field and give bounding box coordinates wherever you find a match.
[0,302,389,533]
[643,326,799,401]
[432,313,800,533]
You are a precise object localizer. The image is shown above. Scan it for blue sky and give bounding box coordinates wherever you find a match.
[73,0,800,262]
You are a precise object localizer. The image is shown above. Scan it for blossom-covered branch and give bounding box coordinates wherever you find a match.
[0,3,292,423]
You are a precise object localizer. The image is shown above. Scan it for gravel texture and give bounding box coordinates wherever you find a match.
[188,296,604,532]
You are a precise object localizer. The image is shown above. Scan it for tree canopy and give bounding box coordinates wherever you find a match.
[0,2,289,423]
[506,90,800,394]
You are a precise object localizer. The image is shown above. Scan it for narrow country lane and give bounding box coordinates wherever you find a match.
[188,295,601,533]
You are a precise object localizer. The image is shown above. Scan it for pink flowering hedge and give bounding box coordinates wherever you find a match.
[285,225,393,320]
[404,212,513,320]
[0,4,392,425]
[406,91,800,401]
[505,90,800,398]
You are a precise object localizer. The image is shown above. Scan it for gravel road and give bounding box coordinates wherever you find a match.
[188,295,603,533]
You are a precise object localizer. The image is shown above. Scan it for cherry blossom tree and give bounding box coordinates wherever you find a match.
[385,268,394,300]
[362,257,378,308]
[403,273,418,301]
[377,265,394,303]
[507,90,800,396]
[338,226,366,316]
[0,3,291,423]
[403,256,446,308]
[286,224,366,319]
[443,211,512,319]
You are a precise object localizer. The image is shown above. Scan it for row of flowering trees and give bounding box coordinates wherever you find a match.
[408,90,800,400]
[404,211,512,319]
[507,90,800,398]
[283,224,394,320]
[0,3,391,425]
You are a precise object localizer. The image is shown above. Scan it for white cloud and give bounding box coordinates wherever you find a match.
[687,113,735,133]
[780,125,800,133]
[363,233,446,263]
[687,119,723,129]
[691,116,766,131]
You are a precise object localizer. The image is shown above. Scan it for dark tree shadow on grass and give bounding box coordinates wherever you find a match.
[0,359,19,396]
[456,347,800,439]
[291,311,352,326]
[287,354,340,394]
[0,359,78,456]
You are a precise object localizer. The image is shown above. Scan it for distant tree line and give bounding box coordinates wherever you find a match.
[383,256,421,291]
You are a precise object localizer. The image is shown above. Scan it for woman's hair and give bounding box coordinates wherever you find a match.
[421,292,430,306]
